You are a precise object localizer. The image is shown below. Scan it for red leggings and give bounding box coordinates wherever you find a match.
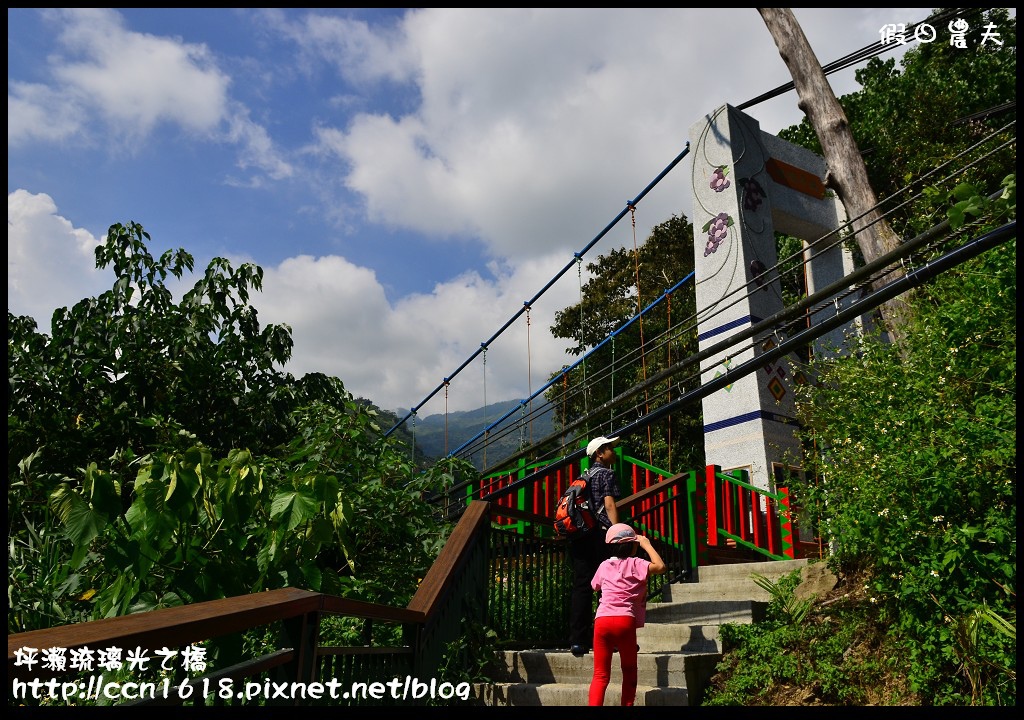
[588,615,639,706]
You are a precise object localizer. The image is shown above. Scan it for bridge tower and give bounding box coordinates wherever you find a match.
[688,104,870,493]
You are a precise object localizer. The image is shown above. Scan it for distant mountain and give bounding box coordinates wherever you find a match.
[408,398,556,469]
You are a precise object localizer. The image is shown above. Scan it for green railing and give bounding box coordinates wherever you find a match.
[700,465,800,562]
[8,458,815,707]
[465,450,697,648]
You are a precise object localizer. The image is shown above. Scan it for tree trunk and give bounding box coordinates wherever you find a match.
[757,7,911,347]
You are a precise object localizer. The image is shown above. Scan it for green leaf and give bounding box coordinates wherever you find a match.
[49,484,107,548]
[270,489,319,532]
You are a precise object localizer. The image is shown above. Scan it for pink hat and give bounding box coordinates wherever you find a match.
[605,523,638,544]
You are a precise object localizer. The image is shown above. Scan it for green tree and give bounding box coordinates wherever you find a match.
[790,180,1015,704]
[8,222,351,488]
[705,10,1016,704]
[546,213,704,472]
[8,221,460,634]
[780,8,1016,240]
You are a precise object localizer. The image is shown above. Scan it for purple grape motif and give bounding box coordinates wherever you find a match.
[740,177,766,211]
[710,166,730,192]
[703,212,731,256]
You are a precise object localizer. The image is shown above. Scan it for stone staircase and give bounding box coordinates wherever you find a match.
[472,558,815,706]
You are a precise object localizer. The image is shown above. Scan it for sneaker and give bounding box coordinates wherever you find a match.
[570,644,587,657]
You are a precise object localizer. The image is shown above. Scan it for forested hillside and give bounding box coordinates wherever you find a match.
[406,399,555,470]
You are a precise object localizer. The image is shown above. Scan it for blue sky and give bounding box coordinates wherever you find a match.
[9,8,939,416]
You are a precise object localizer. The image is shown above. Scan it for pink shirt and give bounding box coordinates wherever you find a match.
[590,556,651,628]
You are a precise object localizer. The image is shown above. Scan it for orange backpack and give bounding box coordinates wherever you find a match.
[553,469,597,538]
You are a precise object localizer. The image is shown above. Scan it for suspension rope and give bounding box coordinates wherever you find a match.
[628,202,654,464]
[525,302,534,449]
[410,410,417,471]
[482,345,488,469]
[561,369,569,447]
[519,401,527,451]
[610,335,616,430]
[577,255,589,419]
[443,379,450,457]
[666,289,672,471]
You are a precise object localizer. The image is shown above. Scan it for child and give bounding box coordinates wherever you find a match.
[588,523,666,706]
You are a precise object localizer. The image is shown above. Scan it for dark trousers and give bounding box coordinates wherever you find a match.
[567,529,610,648]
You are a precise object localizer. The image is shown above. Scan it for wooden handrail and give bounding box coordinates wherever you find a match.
[487,504,552,527]
[617,471,689,516]
[405,500,490,617]
[8,587,321,682]
[320,595,423,624]
[9,588,318,658]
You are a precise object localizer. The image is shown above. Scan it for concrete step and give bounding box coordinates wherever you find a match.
[491,648,720,686]
[635,623,721,654]
[645,597,768,622]
[660,580,777,603]
[471,559,825,706]
[638,598,765,652]
[689,557,809,584]
[473,681,691,706]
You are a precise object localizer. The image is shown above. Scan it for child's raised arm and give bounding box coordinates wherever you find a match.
[637,535,667,575]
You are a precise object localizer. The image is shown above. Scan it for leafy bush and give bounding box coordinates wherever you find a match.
[787,181,1016,705]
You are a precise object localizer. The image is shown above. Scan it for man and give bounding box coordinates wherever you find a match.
[568,435,621,657]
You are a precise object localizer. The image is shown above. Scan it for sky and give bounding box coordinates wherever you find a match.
[9,8,941,418]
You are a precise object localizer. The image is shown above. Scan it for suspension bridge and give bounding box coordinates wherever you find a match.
[8,7,1015,705]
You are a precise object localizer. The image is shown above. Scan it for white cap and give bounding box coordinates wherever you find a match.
[586,435,619,458]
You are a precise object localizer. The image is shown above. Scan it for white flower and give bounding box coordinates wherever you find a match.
[930,570,939,578]
[933,515,944,523]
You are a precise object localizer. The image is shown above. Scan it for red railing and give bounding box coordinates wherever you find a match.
[699,464,800,561]
[462,454,812,566]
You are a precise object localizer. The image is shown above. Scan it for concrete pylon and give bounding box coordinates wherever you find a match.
[689,104,861,492]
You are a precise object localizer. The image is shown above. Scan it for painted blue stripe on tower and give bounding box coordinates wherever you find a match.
[698,315,764,342]
[704,409,799,434]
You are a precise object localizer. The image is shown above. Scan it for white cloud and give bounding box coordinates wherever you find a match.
[7,190,108,333]
[9,8,290,181]
[42,8,227,144]
[253,249,579,415]
[10,7,948,416]
[263,10,417,85]
[7,82,87,146]
[310,8,933,267]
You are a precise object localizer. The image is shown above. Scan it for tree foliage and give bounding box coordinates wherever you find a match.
[8,222,463,635]
[715,11,1017,703]
[790,180,1015,704]
[545,213,704,472]
[780,8,1016,239]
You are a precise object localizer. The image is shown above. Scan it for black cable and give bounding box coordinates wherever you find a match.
[465,220,1015,508]
[737,7,992,111]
